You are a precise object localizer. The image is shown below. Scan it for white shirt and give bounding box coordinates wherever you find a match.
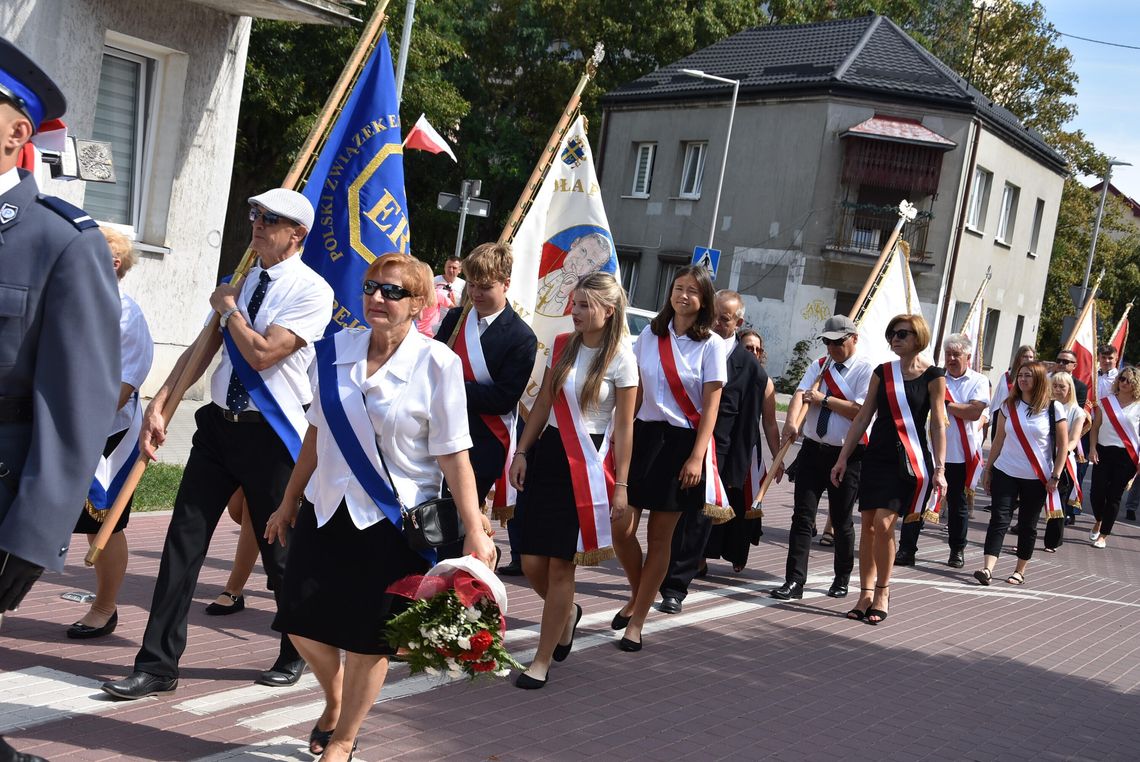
[545,343,639,434]
[477,307,505,336]
[210,253,333,410]
[633,323,727,427]
[989,371,1013,413]
[112,290,154,433]
[1061,401,1085,451]
[434,274,465,304]
[0,166,20,196]
[1097,368,1118,401]
[993,400,1063,480]
[305,329,473,529]
[796,354,873,447]
[944,369,990,464]
[1097,397,1140,450]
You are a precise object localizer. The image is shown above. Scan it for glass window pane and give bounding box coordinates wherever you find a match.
[86,52,142,225]
[680,142,705,197]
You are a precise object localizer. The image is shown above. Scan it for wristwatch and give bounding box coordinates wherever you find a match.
[219,307,239,328]
[821,393,831,409]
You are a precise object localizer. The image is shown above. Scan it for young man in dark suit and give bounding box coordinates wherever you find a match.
[435,242,537,572]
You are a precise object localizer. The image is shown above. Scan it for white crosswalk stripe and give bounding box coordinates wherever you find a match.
[0,666,144,733]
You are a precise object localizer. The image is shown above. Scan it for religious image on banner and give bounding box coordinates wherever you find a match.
[301,31,409,335]
[509,115,618,409]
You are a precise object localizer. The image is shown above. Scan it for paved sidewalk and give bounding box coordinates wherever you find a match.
[3,470,1140,761]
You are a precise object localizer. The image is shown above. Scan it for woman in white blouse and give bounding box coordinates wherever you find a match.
[509,273,637,688]
[1044,371,1085,550]
[1088,365,1140,549]
[265,254,495,761]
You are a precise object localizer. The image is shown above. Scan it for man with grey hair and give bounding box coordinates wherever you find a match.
[897,333,989,568]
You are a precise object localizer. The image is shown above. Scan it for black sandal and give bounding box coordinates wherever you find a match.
[973,568,992,586]
[309,723,335,755]
[866,584,889,625]
[847,588,873,620]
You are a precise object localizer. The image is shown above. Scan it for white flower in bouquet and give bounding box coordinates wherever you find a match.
[495,668,510,677]
[425,666,441,677]
[464,607,481,623]
[457,635,472,651]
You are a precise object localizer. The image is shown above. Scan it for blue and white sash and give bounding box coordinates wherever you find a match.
[87,401,142,510]
[222,330,307,461]
[315,332,435,563]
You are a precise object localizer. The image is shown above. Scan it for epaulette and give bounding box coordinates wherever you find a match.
[36,194,99,231]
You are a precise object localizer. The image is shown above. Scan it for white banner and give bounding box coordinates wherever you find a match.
[856,248,926,367]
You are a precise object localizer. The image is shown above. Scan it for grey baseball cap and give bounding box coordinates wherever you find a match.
[819,315,857,340]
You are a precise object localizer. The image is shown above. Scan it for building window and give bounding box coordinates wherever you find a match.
[85,47,155,227]
[617,248,641,300]
[966,166,992,231]
[1028,198,1045,257]
[1009,314,1025,365]
[631,143,655,197]
[679,142,706,199]
[950,300,971,334]
[655,255,689,306]
[996,183,1019,244]
[982,307,1001,370]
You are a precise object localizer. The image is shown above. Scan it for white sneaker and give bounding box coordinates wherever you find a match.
[1093,537,1107,549]
[1090,531,1101,542]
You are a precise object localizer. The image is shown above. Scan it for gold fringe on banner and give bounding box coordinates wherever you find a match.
[1045,509,1064,521]
[493,505,515,524]
[573,546,616,566]
[921,509,941,525]
[903,512,923,523]
[703,503,735,524]
[744,506,764,520]
[83,499,106,523]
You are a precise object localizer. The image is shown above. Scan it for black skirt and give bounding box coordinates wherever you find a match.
[512,425,605,561]
[273,500,429,654]
[74,429,133,535]
[627,419,703,512]
[858,445,934,516]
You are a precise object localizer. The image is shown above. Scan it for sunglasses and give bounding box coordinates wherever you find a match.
[1054,358,1075,365]
[886,328,916,341]
[821,336,850,347]
[744,345,763,355]
[363,280,414,300]
[248,207,287,225]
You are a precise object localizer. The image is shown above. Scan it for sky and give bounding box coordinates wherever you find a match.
[1042,1,1140,200]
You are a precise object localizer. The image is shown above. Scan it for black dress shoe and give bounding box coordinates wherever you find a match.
[947,550,965,568]
[826,580,849,598]
[497,560,524,576]
[514,671,547,689]
[204,592,245,616]
[67,610,118,639]
[610,609,631,630]
[658,596,683,614]
[617,636,642,652]
[552,603,582,662]
[101,671,178,700]
[894,550,916,566]
[769,581,803,600]
[256,657,306,687]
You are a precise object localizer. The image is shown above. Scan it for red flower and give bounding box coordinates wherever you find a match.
[469,630,494,654]
[436,647,455,658]
[458,650,479,662]
[471,659,497,672]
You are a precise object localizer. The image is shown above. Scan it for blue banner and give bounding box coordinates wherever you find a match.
[302,32,410,335]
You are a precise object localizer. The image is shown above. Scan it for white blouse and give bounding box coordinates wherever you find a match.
[1097,398,1140,450]
[304,328,472,529]
[633,322,727,427]
[993,400,1064,480]
[545,343,639,434]
[112,290,153,434]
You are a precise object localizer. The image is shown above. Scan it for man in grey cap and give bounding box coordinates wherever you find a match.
[103,188,334,700]
[771,315,873,601]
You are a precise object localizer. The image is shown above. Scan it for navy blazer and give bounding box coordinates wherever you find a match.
[712,341,766,490]
[435,304,537,497]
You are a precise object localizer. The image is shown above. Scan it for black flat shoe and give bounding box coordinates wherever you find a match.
[101,671,178,700]
[610,609,631,630]
[205,592,245,616]
[256,657,306,687]
[309,723,335,755]
[618,636,642,652]
[552,603,582,662]
[67,610,118,639]
[769,581,803,600]
[514,672,547,689]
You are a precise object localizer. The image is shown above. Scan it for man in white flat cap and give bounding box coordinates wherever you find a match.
[103,189,333,700]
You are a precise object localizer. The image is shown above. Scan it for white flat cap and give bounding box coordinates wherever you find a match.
[247,188,314,230]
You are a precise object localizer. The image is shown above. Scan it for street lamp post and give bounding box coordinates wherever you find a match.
[680,68,740,250]
[1081,159,1132,309]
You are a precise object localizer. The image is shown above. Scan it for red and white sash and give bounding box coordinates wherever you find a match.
[656,333,731,521]
[816,357,868,445]
[1064,449,1082,506]
[452,308,517,515]
[883,361,939,522]
[1006,401,1064,520]
[549,334,617,564]
[1100,395,1140,471]
[946,386,983,489]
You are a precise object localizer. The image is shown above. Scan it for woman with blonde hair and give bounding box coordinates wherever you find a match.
[509,272,637,688]
[831,313,947,624]
[1087,365,1140,549]
[975,361,1067,585]
[1043,371,1084,551]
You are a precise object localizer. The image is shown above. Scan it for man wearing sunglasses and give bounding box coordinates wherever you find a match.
[771,315,873,600]
[104,188,334,701]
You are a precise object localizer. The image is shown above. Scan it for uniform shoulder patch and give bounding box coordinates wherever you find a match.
[36,195,99,231]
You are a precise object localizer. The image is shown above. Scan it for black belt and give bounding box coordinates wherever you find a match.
[0,397,33,424]
[219,407,265,424]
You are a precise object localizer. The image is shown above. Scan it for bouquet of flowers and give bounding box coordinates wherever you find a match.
[386,555,522,679]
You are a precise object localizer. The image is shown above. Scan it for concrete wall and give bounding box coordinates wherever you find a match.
[5,0,251,396]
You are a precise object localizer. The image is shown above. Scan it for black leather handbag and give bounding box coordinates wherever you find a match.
[374,441,465,551]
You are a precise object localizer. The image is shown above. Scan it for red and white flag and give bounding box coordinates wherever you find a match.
[1068,300,1097,404]
[402,114,457,162]
[1109,311,1130,369]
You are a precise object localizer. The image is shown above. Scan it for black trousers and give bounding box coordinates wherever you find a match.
[899,462,969,555]
[1091,445,1135,536]
[983,468,1044,561]
[784,439,861,586]
[659,487,749,601]
[134,405,300,678]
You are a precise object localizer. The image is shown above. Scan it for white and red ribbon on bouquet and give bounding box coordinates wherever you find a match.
[549,333,618,565]
[657,333,733,523]
[387,556,510,633]
[1006,401,1064,520]
[1101,394,1140,471]
[453,308,517,520]
[883,361,940,523]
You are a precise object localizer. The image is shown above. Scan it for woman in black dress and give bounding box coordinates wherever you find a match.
[265,255,495,761]
[831,314,947,624]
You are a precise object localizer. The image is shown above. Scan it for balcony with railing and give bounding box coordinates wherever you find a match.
[825,201,934,265]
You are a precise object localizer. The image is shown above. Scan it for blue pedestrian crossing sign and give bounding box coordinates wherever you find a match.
[692,246,721,276]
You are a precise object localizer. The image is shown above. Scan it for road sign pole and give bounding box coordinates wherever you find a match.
[454,184,470,259]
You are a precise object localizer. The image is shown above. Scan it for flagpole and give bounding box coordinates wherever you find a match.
[751,201,917,507]
[87,1,395,566]
[973,299,987,371]
[957,266,992,334]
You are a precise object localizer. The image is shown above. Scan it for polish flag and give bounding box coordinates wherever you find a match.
[1109,312,1129,368]
[402,114,457,162]
[1067,301,1097,403]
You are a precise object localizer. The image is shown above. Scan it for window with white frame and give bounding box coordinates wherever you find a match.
[996,183,1019,244]
[679,142,706,199]
[631,143,655,197]
[966,166,992,230]
[1028,198,1045,256]
[85,47,156,227]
